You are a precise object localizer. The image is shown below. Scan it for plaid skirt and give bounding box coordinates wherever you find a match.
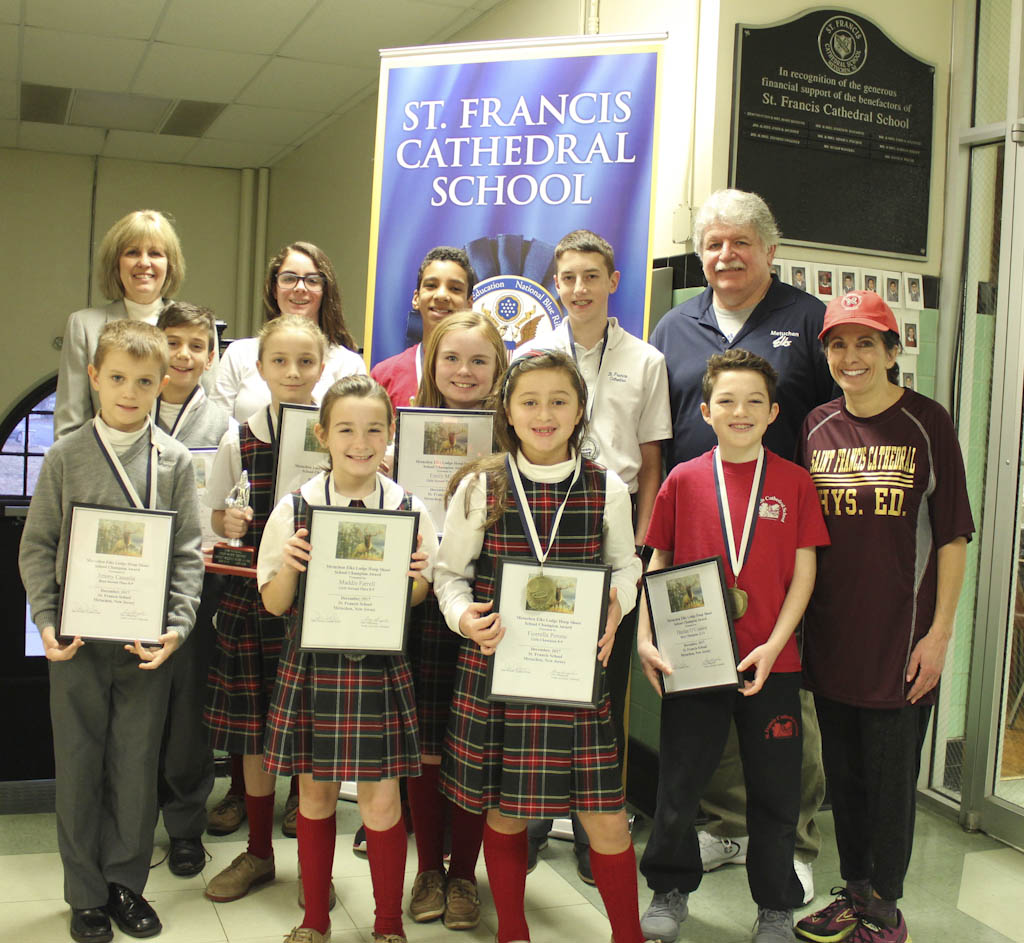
[439,639,624,818]
[204,576,288,755]
[263,618,422,782]
[407,590,461,755]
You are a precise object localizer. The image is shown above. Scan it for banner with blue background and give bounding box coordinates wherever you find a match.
[365,36,662,365]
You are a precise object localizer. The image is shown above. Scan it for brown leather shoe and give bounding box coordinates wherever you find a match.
[206,794,247,835]
[282,793,299,838]
[444,877,481,930]
[409,869,445,922]
[204,851,275,902]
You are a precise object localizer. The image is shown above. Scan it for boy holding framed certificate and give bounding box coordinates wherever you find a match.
[636,349,829,943]
[19,319,204,943]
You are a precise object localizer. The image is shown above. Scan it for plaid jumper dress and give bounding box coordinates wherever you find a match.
[262,493,422,781]
[439,459,624,818]
[204,422,288,754]
[407,588,461,755]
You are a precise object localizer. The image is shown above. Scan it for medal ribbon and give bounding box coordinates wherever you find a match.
[713,446,766,585]
[506,453,582,568]
[154,384,203,439]
[93,420,158,510]
[415,343,423,392]
[565,321,608,427]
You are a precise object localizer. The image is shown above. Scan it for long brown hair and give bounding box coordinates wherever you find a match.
[263,241,357,351]
[414,311,507,409]
[444,349,589,528]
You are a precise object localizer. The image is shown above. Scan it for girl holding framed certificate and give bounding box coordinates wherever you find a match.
[258,375,439,943]
[403,311,505,930]
[434,350,646,943]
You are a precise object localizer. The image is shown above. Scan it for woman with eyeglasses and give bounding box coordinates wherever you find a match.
[212,242,366,422]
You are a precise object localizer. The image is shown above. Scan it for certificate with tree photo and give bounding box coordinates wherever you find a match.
[296,504,420,654]
[58,503,175,645]
[485,559,610,709]
[274,403,329,505]
[643,555,740,696]
[394,407,495,533]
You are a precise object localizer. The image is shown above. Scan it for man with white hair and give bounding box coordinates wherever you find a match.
[641,190,834,942]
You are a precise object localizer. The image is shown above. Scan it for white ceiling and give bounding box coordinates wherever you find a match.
[0,0,506,168]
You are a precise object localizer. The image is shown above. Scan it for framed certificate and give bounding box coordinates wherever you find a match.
[58,503,175,645]
[188,448,218,551]
[394,407,494,533]
[486,559,610,709]
[296,505,419,654]
[643,556,740,697]
[274,403,328,505]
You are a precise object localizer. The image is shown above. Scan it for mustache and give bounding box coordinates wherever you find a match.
[715,261,747,272]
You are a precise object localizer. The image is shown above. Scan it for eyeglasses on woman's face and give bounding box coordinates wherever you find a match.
[276,271,325,292]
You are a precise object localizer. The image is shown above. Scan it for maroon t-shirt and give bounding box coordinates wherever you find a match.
[645,449,830,671]
[370,344,419,412]
[798,389,974,708]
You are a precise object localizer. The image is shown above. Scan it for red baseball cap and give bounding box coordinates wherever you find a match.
[818,290,900,340]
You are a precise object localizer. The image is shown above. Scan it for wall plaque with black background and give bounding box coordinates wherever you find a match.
[730,11,933,258]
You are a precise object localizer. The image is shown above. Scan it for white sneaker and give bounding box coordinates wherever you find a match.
[697,830,748,871]
[793,858,814,905]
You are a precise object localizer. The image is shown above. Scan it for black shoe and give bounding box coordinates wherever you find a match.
[352,824,368,857]
[106,883,161,938]
[70,907,112,943]
[168,836,207,876]
[574,842,595,886]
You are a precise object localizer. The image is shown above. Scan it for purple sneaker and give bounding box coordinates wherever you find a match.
[795,887,862,942]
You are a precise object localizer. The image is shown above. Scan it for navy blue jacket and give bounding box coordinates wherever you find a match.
[651,276,836,469]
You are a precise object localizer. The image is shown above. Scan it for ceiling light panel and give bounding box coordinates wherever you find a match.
[161,99,226,137]
[70,89,172,132]
[20,83,71,124]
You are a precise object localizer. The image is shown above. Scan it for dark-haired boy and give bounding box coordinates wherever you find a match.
[20,319,203,943]
[154,302,231,875]
[371,246,477,411]
[637,349,829,943]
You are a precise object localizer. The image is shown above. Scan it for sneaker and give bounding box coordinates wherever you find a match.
[206,794,246,835]
[204,851,275,902]
[795,888,862,943]
[640,888,689,943]
[847,913,909,943]
[444,876,481,930]
[409,869,445,923]
[284,928,331,943]
[575,842,595,886]
[754,907,796,942]
[526,835,547,873]
[352,825,367,857]
[794,859,814,906]
[296,859,337,911]
[283,793,299,838]
[698,830,748,871]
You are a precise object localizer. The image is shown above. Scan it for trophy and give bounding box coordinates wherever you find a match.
[211,470,256,568]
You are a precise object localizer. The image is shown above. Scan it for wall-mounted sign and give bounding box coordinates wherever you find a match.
[731,11,934,258]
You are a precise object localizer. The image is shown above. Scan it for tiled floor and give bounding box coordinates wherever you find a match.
[0,783,1021,942]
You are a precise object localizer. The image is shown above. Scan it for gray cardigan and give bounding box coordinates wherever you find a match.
[19,419,204,641]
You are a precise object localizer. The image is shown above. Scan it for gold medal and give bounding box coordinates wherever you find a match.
[579,435,600,460]
[727,586,748,620]
[525,573,557,611]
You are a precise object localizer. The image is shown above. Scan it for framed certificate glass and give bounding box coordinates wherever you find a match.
[274,403,328,505]
[643,556,740,696]
[58,503,175,645]
[296,505,419,654]
[188,448,218,551]
[486,559,610,709]
[394,407,494,533]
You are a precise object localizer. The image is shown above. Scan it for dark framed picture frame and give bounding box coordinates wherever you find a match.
[486,558,611,708]
[274,402,328,505]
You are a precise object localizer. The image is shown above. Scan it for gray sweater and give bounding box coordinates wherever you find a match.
[156,394,230,449]
[19,419,204,640]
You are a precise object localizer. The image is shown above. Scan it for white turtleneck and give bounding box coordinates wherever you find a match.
[123,298,164,323]
[95,414,150,456]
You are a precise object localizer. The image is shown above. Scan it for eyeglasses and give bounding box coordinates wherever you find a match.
[276,271,326,291]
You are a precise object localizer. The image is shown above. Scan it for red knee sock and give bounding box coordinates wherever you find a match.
[591,846,643,943]
[297,811,336,935]
[245,793,275,859]
[406,765,445,874]
[365,820,407,937]
[228,754,245,797]
[447,800,484,883]
[483,823,530,943]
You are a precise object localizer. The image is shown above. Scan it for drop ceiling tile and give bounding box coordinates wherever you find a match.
[0,80,18,119]
[0,24,17,79]
[103,129,196,162]
[205,103,328,144]
[70,90,171,132]
[237,57,372,111]
[22,28,147,91]
[133,42,269,101]
[0,0,21,23]
[0,118,16,146]
[26,0,165,39]
[157,0,316,54]
[281,0,465,67]
[19,120,106,154]
[181,137,278,169]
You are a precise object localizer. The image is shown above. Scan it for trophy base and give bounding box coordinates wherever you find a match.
[212,543,256,568]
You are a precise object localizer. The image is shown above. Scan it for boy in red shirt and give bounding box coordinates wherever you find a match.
[637,349,830,943]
